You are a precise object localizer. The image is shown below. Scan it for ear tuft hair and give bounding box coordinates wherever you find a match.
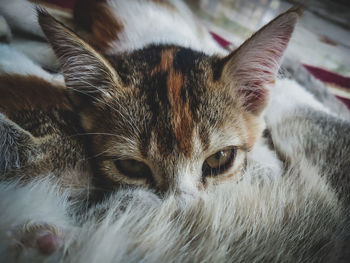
[37,9,119,100]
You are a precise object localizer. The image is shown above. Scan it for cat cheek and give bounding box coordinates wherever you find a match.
[242,112,266,149]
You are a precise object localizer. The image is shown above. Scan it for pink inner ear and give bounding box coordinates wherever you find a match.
[224,11,299,114]
[239,82,270,113]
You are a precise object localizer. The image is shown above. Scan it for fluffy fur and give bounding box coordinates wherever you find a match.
[0,156,348,262]
[0,0,44,38]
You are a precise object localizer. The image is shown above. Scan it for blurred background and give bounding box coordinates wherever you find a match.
[40,0,350,100]
[187,0,350,78]
[186,0,350,107]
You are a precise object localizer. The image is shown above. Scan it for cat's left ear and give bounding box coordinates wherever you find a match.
[38,9,119,103]
[216,8,300,115]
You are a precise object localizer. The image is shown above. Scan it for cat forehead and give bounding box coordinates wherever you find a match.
[93,45,241,157]
[107,45,212,83]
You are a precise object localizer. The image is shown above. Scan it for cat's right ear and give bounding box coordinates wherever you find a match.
[38,9,120,104]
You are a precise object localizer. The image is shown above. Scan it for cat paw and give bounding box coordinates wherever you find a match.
[9,221,65,256]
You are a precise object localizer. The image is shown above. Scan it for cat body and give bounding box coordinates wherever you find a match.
[266,78,350,202]
[0,74,93,196]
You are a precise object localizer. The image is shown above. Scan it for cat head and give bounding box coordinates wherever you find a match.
[38,8,298,198]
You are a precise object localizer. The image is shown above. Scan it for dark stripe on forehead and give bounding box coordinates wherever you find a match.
[143,70,175,157]
[173,48,212,150]
[151,48,195,156]
[151,48,176,74]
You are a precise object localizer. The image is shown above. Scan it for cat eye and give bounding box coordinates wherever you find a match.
[202,147,237,177]
[114,159,152,179]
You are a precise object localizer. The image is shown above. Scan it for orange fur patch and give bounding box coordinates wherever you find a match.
[241,111,264,150]
[168,72,193,155]
[151,48,175,74]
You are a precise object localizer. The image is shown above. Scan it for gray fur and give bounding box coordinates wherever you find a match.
[270,108,350,201]
[266,105,350,262]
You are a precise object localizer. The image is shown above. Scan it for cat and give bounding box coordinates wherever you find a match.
[39,6,298,195]
[1,6,299,198]
[1,0,350,262]
[265,78,350,203]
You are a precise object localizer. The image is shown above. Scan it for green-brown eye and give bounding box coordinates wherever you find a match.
[202,147,237,177]
[114,159,152,179]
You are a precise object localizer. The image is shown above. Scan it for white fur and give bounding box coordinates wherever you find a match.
[105,0,225,55]
[0,160,346,262]
[0,15,11,42]
[246,137,283,181]
[9,39,59,71]
[265,77,334,125]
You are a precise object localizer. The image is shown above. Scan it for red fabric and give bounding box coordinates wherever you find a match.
[210,32,232,48]
[303,64,350,109]
[303,64,350,89]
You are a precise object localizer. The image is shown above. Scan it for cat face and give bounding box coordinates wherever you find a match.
[38,9,298,197]
[77,46,261,196]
